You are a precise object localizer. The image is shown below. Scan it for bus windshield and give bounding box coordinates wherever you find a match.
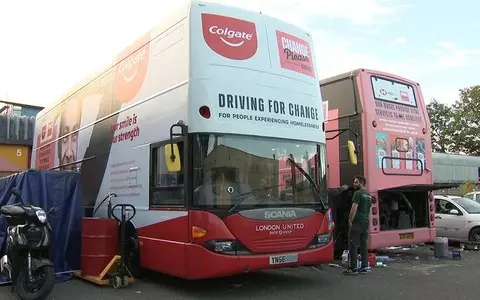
[192,134,327,210]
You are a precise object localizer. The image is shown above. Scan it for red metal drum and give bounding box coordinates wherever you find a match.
[80,218,118,277]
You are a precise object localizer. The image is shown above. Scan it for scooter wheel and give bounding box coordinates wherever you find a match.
[122,275,129,287]
[16,265,55,300]
[112,276,122,289]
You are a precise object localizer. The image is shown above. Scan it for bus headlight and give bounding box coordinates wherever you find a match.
[214,241,234,252]
[308,233,331,248]
[316,233,331,246]
[205,240,236,254]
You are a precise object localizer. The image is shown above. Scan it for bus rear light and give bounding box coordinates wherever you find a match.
[372,120,377,127]
[192,226,207,239]
[372,207,377,215]
[372,196,377,204]
[422,128,426,134]
[199,106,211,119]
[430,214,435,222]
[372,218,378,226]
[430,204,434,212]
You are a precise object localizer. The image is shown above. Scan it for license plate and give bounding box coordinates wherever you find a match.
[399,232,414,240]
[269,253,298,265]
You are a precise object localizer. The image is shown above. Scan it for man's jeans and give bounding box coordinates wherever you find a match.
[349,222,369,270]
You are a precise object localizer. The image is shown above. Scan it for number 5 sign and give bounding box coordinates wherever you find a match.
[16,149,22,157]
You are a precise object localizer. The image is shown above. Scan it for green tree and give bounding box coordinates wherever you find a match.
[451,85,480,155]
[426,98,455,153]
[458,180,476,196]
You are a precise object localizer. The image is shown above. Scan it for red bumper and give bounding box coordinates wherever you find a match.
[184,240,334,280]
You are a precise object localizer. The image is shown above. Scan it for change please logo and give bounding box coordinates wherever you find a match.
[202,13,258,60]
[276,30,314,78]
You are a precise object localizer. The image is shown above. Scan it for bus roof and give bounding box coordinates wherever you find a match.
[37,0,314,120]
[34,0,324,145]
[319,68,421,87]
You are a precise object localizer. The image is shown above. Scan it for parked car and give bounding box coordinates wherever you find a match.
[434,195,480,244]
[464,191,480,203]
[443,195,461,200]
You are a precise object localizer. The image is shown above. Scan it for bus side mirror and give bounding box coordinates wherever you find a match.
[347,140,358,165]
[164,143,181,172]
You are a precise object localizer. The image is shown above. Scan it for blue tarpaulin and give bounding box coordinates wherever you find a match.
[0,170,83,284]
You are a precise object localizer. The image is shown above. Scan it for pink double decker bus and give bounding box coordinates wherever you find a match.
[320,68,445,253]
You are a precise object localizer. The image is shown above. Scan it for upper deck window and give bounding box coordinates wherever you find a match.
[371,76,417,108]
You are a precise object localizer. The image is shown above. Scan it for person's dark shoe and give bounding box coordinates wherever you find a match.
[358,267,370,274]
[343,268,359,275]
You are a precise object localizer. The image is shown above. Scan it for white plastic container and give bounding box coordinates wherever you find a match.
[434,237,449,258]
[342,250,362,268]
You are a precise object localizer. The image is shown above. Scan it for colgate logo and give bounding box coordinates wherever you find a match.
[114,32,151,104]
[117,48,147,83]
[202,13,258,60]
[208,26,254,47]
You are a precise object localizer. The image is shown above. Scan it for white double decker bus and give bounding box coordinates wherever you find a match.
[31,0,335,279]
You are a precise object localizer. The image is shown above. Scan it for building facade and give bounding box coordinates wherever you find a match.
[0,100,43,177]
[432,152,480,195]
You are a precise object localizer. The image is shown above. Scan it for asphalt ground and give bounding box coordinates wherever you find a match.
[1,245,478,300]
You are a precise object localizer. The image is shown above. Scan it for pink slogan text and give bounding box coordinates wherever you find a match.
[111,113,140,143]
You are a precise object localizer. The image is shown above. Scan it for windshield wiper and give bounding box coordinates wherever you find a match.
[287,154,327,211]
[227,191,255,214]
[227,185,281,214]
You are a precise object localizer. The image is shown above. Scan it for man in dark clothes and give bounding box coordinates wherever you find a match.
[328,184,354,256]
[344,175,372,275]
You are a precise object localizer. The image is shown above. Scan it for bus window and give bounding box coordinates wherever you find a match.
[191,134,324,209]
[150,141,185,206]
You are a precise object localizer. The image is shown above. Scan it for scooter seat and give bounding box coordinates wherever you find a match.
[0,205,26,216]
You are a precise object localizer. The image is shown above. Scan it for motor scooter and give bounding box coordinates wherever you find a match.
[0,187,56,300]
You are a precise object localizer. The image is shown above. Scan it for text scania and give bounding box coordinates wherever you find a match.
[264,210,297,219]
[209,26,253,42]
